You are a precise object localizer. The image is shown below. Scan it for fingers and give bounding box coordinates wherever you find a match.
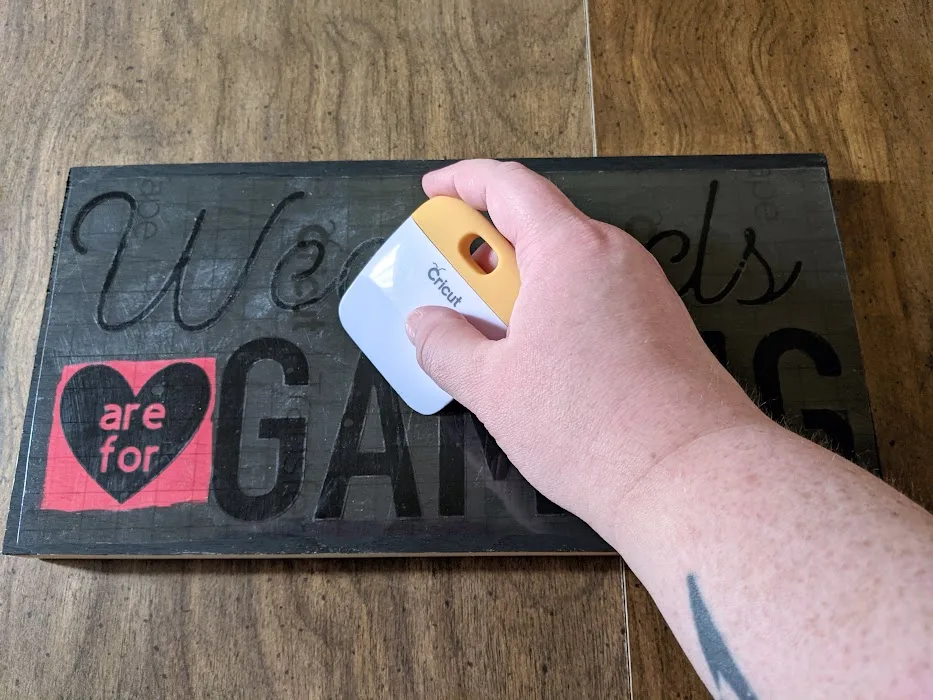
[406,306,494,414]
[422,159,588,249]
[470,241,498,273]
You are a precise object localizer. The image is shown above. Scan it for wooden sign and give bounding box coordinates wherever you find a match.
[3,156,878,557]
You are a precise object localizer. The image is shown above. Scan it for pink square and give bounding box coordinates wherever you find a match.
[41,358,216,512]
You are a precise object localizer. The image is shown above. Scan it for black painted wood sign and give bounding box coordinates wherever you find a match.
[3,156,878,557]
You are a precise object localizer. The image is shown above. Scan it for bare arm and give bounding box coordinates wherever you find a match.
[406,159,933,698]
[616,423,933,699]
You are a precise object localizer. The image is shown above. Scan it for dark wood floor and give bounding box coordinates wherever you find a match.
[1,1,930,697]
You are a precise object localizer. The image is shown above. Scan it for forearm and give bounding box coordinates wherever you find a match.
[407,160,933,696]
[598,422,933,699]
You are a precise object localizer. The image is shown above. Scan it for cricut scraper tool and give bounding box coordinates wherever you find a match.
[338,196,520,415]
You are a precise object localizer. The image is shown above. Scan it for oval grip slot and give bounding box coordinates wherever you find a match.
[411,196,520,323]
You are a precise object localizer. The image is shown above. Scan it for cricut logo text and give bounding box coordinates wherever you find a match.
[428,263,463,308]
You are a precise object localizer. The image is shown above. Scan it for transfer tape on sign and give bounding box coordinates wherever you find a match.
[338,196,520,414]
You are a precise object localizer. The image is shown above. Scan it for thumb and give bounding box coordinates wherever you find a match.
[406,305,492,408]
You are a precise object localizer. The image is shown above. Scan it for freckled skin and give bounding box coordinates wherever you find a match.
[408,160,933,699]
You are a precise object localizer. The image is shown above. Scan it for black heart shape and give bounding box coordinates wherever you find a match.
[59,363,211,503]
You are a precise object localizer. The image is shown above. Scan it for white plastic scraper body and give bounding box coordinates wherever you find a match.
[338,196,519,415]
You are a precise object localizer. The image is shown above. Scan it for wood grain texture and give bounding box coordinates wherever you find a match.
[0,2,630,698]
[590,0,933,696]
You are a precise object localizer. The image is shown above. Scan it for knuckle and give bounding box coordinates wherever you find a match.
[566,219,611,255]
[499,160,534,183]
[499,160,526,173]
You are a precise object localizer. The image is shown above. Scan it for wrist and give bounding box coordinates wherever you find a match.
[587,413,784,555]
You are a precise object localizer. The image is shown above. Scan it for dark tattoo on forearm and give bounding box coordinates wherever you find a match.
[688,574,758,699]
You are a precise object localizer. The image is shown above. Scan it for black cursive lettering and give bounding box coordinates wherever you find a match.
[271,236,385,311]
[646,180,802,306]
[738,227,803,305]
[71,191,307,331]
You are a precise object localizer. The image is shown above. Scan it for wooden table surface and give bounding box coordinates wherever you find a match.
[1,1,929,697]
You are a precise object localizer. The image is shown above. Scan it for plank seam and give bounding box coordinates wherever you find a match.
[621,560,634,700]
[583,0,598,156]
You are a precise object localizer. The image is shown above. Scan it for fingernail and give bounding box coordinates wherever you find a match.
[406,308,424,343]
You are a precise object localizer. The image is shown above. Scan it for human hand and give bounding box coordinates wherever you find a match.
[406,159,933,699]
[406,160,768,534]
